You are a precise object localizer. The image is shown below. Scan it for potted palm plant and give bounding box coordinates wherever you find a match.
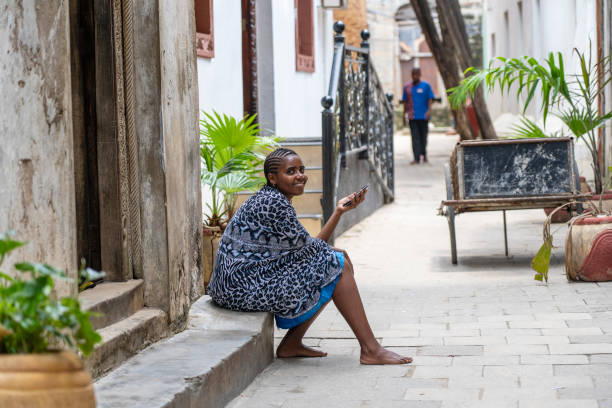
[200,112,279,287]
[0,232,103,407]
[449,47,612,282]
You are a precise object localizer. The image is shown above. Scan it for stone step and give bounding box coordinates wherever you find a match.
[292,190,322,214]
[94,296,273,408]
[298,215,323,236]
[305,167,323,189]
[79,279,144,330]
[284,142,322,168]
[85,307,168,379]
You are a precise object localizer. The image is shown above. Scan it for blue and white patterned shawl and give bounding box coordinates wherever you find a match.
[207,185,342,320]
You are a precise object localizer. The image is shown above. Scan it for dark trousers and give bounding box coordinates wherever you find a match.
[409,119,429,162]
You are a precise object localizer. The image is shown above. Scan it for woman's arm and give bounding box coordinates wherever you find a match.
[316,188,367,242]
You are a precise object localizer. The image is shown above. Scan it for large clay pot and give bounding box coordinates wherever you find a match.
[203,225,222,290]
[0,351,95,407]
[566,215,612,281]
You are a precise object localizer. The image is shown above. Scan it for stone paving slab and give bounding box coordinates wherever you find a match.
[227,133,612,408]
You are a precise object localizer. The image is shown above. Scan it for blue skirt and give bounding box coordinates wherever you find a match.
[275,251,344,329]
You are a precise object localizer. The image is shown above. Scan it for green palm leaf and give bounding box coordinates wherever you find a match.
[509,117,552,139]
[557,108,612,138]
[199,110,281,224]
[216,172,263,193]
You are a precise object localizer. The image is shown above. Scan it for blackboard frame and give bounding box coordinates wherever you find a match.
[455,137,578,200]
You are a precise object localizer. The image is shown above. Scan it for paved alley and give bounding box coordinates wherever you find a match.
[228,131,612,408]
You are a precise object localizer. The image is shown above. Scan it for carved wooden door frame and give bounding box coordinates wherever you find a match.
[242,0,258,117]
[71,0,143,282]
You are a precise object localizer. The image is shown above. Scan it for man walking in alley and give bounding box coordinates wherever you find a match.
[402,67,434,164]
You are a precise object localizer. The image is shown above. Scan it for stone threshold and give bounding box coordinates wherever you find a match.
[94,295,274,408]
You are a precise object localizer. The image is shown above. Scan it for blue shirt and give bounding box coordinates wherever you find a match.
[402,81,434,120]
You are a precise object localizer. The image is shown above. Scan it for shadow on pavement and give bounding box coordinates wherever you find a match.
[430,254,564,273]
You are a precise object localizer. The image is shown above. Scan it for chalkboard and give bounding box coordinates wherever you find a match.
[459,139,575,199]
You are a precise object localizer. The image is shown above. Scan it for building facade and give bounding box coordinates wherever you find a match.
[196,0,391,238]
[483,0,597,121]
[1,0,202,376]
[196,0,335,140]
[484,0,612,184]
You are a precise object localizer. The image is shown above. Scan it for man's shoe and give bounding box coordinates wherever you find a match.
[410,160,419,165]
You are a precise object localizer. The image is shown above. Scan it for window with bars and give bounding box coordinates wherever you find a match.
[295,0,314,72]
[195,0,214,58]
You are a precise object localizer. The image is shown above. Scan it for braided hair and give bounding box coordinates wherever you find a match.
[264,148,298,187]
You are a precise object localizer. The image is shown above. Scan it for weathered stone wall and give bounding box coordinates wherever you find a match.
[0,1,77,296]
[334,0,368,47]
[159,0,203,324]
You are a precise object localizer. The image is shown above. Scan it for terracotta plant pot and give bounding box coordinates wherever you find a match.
[0,350,95,407]
[545,177,592,223]
[565,215,612,281]
[202,225,222,290]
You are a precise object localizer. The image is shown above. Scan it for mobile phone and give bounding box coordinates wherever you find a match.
[342,185,369,207]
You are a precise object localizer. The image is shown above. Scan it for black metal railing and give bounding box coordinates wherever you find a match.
[321,21,395,223]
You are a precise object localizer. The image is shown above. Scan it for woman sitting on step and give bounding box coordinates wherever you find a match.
[208,148,412,365]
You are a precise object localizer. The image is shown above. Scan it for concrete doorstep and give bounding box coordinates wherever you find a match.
[94,296,274,408]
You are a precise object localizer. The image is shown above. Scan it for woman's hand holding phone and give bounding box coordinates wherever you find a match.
[337,185,368,212]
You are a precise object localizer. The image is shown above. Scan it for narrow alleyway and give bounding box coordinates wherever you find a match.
[228,131,612,408]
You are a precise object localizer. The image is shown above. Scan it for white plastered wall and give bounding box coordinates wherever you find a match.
[196,0,244,119]
[271,1,333,139]
[484,0,597,183]
[196,1,244,214]
[485,0,595,118]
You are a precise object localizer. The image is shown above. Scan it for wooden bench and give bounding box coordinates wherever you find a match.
[439,137,586,264]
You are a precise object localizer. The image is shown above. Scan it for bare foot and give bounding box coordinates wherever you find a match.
[276,342,328,358]
[360,346,412,365]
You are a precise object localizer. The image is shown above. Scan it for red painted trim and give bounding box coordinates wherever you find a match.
[574,215,612,225]
[578,229,612,281]
[295,0,315,73]
[591,192,612,201]
[195,0,214,58]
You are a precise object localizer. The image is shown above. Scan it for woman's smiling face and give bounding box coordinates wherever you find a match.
[269,155,308,199]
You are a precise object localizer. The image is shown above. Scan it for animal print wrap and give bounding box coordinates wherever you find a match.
[207,185,343,320]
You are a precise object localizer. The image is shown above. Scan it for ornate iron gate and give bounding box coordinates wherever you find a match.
[321,22,395,223]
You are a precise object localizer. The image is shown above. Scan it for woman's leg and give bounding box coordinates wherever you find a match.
[332,258,412,365]
[276,253,355,358]
[276,300,331,358]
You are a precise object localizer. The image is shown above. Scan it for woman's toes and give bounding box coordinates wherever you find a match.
[360,346,412,365]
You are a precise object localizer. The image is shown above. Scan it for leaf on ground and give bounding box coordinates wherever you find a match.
[531,242,552,283]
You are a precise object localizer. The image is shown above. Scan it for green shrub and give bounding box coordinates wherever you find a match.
[0,232,103,355]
